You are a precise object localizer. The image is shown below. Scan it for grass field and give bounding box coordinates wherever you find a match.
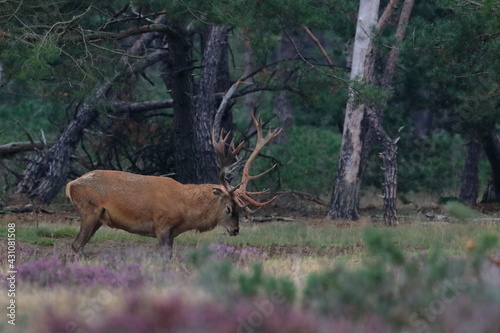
[1,205,500,333]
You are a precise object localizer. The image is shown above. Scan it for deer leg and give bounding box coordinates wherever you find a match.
[89,221,103,238]
[72,209,103,254]
[157,227,175,258]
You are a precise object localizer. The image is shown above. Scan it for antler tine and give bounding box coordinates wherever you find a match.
[212,128,244,192]
[227,114,281,212]
[252,113,282,149]
[240,192,277,208]
[240,114,282,188]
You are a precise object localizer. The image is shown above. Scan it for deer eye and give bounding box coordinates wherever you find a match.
[226,206,232,214]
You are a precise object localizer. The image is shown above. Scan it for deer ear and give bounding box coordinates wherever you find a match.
[213,188,224,196]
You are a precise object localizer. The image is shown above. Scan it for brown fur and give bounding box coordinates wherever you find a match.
[66,170,239,255]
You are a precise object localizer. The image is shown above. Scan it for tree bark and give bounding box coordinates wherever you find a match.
[326,0,380,220]
[110,99,173,114]
[366,0,413,226]
[272,30,297,143]
[161,24,230,185]
[161,23,198,184]
[215,29,234,137]
[366,106,400,225]
[459,139,481,204]
[194,25,229,184]
[242,28,259,122]
[480,129,500,202]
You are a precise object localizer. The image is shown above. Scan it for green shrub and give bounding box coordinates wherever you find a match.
[444,200,479,221]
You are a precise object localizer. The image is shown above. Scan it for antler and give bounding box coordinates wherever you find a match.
[212,129,244,193]
[212,114,281,213]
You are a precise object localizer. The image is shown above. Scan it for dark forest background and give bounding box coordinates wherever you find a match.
[0,0,498,218]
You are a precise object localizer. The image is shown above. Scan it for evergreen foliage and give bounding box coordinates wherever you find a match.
[0,0,498,197]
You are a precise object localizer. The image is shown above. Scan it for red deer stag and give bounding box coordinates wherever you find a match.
[66,115,281,255]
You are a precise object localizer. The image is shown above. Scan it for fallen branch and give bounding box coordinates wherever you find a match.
[276,190,327,206]
[248,216,295,223]
[1,204,54,214]
[0,141,55,157]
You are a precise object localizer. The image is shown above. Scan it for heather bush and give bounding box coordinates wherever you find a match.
[41,293,397,333]
[209,242,261,261]
[237,262,296,303]
[186,242,260,266]
[0,241,45,266]
[187,245,296,304]
[303,229,500,331]
[16,256,143,288]
[44,294,320,333]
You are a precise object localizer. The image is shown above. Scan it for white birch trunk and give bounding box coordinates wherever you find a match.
[326,0,380,220]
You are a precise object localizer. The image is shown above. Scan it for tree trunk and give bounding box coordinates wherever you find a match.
[327,0,414,224]
[161,24,198,184]
[459,139,481,204]
[366,106,400,225]
[194,25,229,184]
[326,0,380,220]
[14,89,106,203]
[161,25,230,185]
[364,0,414,226]
[480,129,500,202]
[215,29,234,137]
[272,31,297,143]
[242,28,259,122]
[381,140,398,226]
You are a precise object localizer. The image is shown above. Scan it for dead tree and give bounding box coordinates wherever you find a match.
[14,49,167,204]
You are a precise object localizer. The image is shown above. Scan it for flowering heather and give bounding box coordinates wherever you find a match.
[38,291,500,333]
[209,243,260,260]
[42,294,329,333]
[16,256,143,288]
[0,241,44,266]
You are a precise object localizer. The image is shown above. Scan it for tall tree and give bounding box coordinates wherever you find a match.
[326,0,380,221]
[364,0,415,226]
[194,25,230,184]
[327,0,414,225]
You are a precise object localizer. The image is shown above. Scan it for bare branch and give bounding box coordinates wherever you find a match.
[302,26,334,67]
[376,0,400,32]
[110,99,174,114]
[213,76,245,139]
